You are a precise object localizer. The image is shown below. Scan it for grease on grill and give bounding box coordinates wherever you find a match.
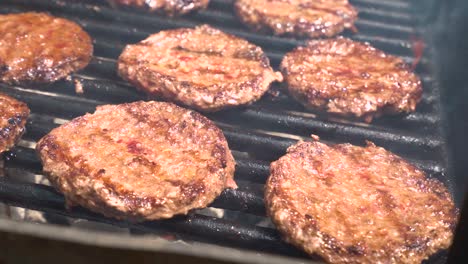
[74,79,84,94]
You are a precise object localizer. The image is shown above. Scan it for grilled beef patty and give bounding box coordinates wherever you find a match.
[0,12,93,84]
[36,101,236,222]
[118,25,282,112]
[0,93,29,153]
[107,0,209,16]
[266,140,457,264]
[280,38,422,122]
[234,0,357,38]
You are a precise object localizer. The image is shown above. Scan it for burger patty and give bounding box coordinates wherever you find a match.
[118,25,282,112]
[36,101,236,222]
[0,93,30,153]
[107,0,210,16]
[234,0,357,38]
[280,38,422,122]
[0,12,93,84]
[266,140,457,264]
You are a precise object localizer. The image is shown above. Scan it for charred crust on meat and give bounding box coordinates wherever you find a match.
[36,101,236,222]
[266,141,457,263]
[0,12,93,84]
[0,93,30,153]
[346,245,365,256]
[36,135,61,159]
[118,25,282,112]
[234,0,358,38]
[167,179,206,203]
[280,38,422,122]
[212,144,228,169]
[100,178,166,209]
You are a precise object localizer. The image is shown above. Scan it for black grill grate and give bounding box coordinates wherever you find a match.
[0,0,453,263]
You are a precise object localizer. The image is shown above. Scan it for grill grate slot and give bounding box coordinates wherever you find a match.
[0,177,309,258]
[0,0,452,263]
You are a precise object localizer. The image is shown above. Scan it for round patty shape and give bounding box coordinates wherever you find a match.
[0,12,93,84]
[280,38,422,122]
[234,0,357,38]
[266,140,457,264]
[36,101,236,222]
[118,25,282,112]
[0,93,29,153]
[107,0,210,16]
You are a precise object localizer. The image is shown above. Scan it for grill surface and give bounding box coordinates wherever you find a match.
[0,0,454,263]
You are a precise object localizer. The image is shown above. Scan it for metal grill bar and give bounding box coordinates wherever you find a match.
[0,177,309,258]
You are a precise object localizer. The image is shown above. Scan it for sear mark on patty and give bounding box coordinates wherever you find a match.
[118,25,282,112]
[280,37,422,122]
[234,0,358,38]
[266,140,457,264]
[0,93,30,153]
[36,101,236,222]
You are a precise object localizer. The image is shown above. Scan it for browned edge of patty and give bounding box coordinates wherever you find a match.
[0,12,93,84]
[265,139,458,263]
[36,101,236,222]
[117,25,282,112]
[234,0,358,38]
[280,37,423,122]
[0,93,30,153]
[106,0,210,16]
